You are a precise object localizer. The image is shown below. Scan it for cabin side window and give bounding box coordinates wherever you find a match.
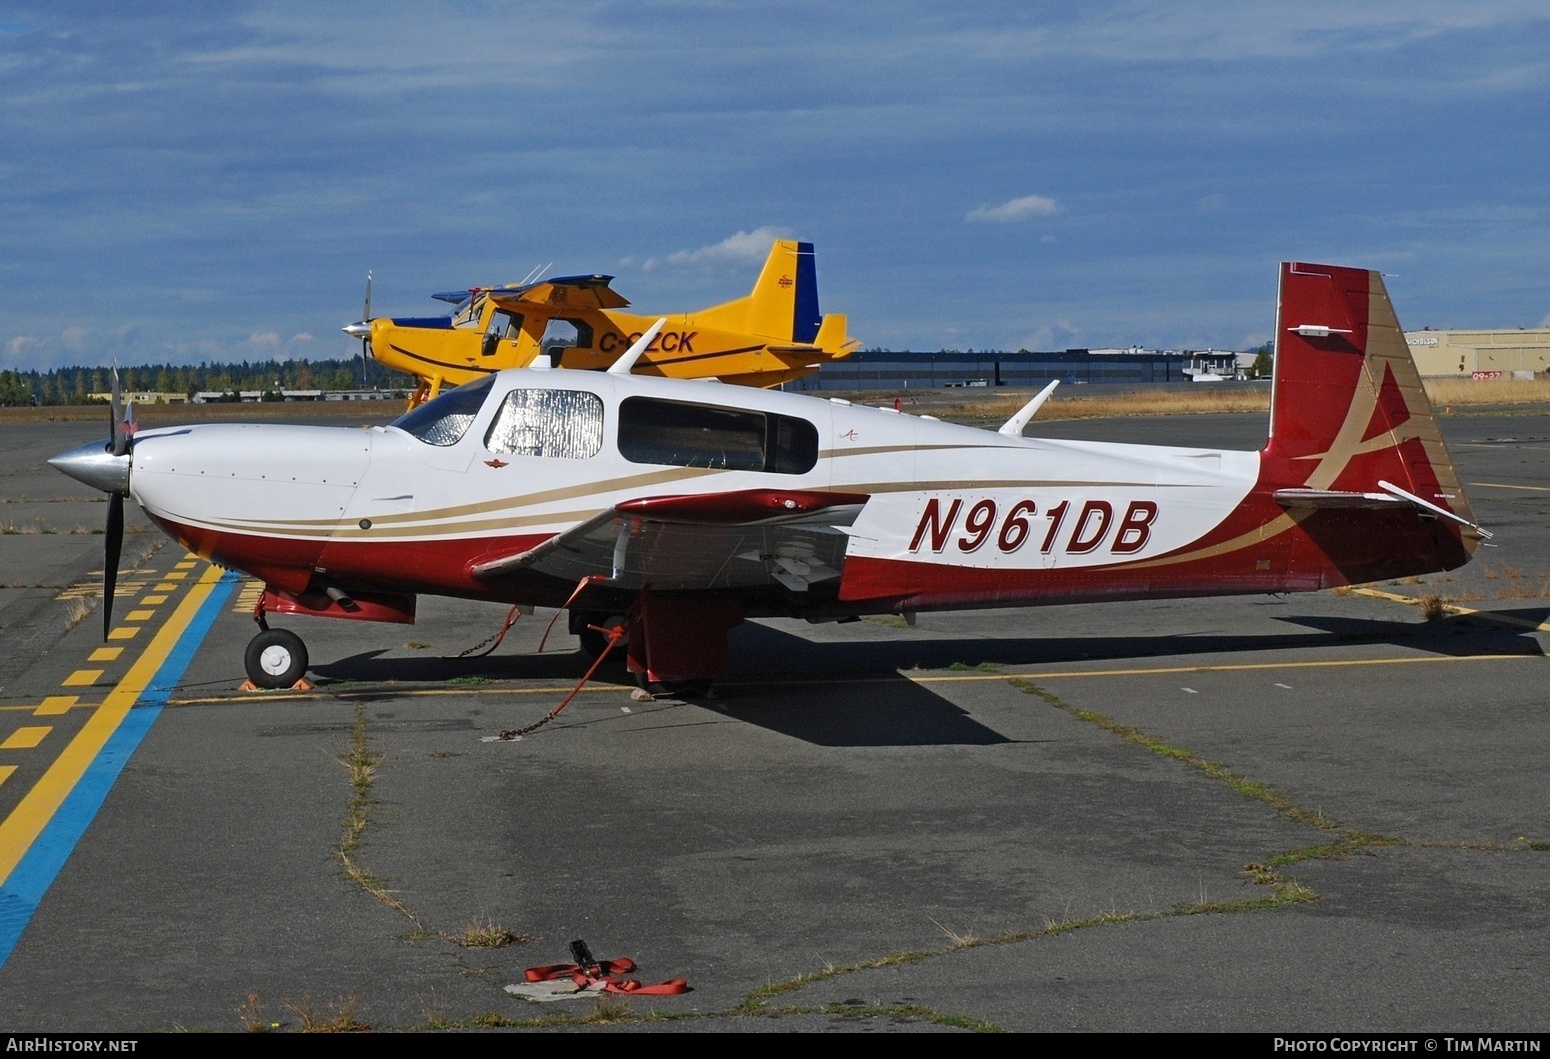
[617,397,817,474]
[540,318,595,354]
[390,375,495,446]
[484,389,604,459]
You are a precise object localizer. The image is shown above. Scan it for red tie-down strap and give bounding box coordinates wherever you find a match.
[524,957,690,995]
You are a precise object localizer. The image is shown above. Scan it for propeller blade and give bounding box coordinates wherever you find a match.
[103,492,123,640]
[110,365,130,456]
[360,272,374,384]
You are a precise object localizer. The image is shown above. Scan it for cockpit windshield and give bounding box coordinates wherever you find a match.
[389,374,495,446]
[452,292,486,329]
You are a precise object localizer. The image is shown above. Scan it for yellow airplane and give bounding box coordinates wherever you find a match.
[344,240,859,407]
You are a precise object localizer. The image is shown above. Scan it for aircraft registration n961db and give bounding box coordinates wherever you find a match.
[51,262,1486,695]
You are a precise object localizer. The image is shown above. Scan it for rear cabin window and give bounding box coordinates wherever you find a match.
[617,397,817,474]
[484,389,603,459]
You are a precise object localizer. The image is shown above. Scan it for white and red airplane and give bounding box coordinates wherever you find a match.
[51,262,1485,693]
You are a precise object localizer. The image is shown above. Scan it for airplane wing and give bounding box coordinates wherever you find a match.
[487,274,630,311]
[470,489,869,592]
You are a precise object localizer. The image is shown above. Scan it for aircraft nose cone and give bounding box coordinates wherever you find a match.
[342,320,372,340]
[48,441,130,495]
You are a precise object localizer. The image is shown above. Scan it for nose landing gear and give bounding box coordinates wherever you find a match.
[241,591,313,691]
[244,628,310,690]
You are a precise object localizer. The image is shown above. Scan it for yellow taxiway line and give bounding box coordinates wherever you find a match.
[0,563,227,886]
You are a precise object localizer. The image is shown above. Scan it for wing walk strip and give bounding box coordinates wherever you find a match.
[0,561,238,967]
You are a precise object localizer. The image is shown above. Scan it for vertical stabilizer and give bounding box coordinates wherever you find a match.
[694,240,824,343]
[1265,262,1476,531]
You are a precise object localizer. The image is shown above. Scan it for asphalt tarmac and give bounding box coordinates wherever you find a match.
[0,408,1546,1033]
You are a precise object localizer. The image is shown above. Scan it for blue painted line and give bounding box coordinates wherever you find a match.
[0,570,240,968]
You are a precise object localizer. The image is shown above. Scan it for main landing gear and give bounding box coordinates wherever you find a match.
[244,628,309,690]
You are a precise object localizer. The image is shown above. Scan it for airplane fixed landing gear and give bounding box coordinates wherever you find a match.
[244,628,309,689]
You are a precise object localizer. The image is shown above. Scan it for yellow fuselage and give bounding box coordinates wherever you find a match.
[365,240,856,406]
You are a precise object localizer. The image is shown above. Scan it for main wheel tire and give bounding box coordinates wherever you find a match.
[245,628,309,689]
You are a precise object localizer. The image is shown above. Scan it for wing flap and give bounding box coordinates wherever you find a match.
[470,489,868,591]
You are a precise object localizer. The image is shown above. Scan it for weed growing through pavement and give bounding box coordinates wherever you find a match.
[1419,592,1449,622]
[63,596,95,630]
[334,703,417,923]
[444,917,530,948]
[283,994,369,1033]
[235,993,278,1033]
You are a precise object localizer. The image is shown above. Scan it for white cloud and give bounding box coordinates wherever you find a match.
[247,332,281,346]
[6,335,35,356]
[1020,319,1081,350]
[290,332,314,343]
[643,227,795,270]
[966,195,1059,224]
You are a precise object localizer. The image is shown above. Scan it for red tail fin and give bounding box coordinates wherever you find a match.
[1265,262,1476,533]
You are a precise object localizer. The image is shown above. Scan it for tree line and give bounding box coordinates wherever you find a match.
[0,359,418,406]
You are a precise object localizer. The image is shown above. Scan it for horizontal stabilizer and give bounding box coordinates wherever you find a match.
[1272,488,1404,510]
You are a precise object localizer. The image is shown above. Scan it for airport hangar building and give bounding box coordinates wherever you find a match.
[789,331,1550,393]
[787,348,1242,393]
[1404,328,1550,377]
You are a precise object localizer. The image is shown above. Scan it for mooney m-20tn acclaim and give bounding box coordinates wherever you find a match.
[52,262,1485,693]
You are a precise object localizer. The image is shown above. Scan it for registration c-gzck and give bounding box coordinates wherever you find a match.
[909,497,1160,556]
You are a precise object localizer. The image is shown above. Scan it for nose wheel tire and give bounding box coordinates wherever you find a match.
[245,628,309,689]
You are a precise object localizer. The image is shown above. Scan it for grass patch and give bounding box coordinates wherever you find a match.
[283,994,369,1033]
[1423,376,1550,407]
[235,993,279,1033]
[335,704,417,924]
[444,917,530,948]
[63,596,95,630]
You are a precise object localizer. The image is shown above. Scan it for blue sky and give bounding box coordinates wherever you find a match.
[2,2,1548,371]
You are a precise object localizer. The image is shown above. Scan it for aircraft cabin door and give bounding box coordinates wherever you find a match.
[481,310,525,359]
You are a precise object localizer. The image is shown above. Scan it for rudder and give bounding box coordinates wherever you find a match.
[1265,261,1476,532]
